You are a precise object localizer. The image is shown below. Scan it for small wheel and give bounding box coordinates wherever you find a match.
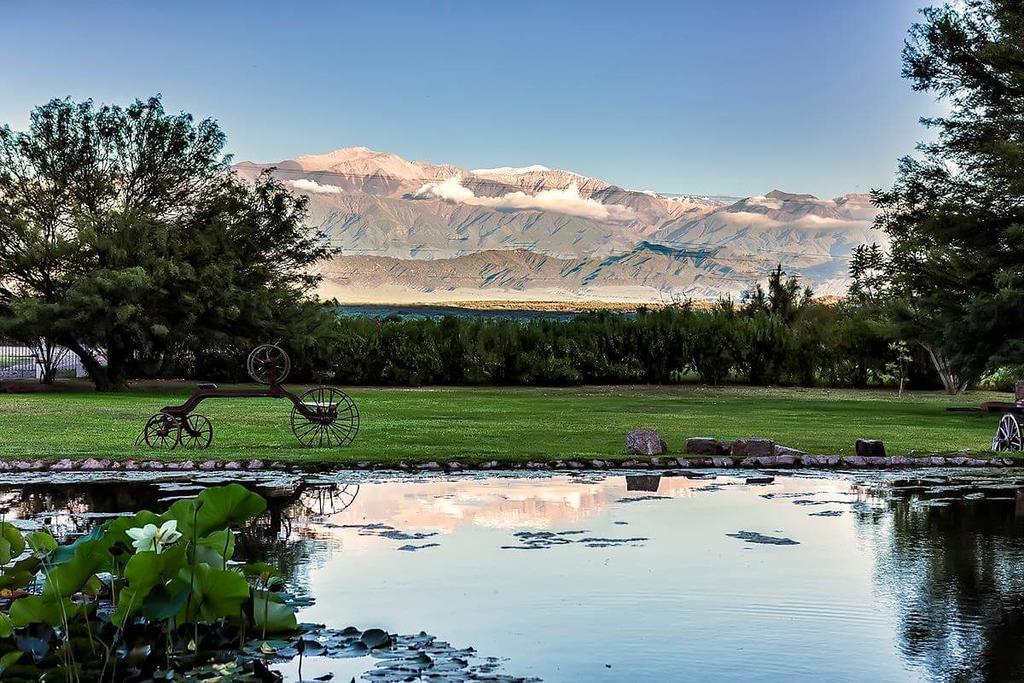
[993,414,1023,452]
[291,387,359,448]
[178,414,213,450]
[144,414,180,450]
[247,344,291,385]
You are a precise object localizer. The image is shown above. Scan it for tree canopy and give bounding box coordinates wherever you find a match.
[0,96,334,389]
[873,0,1024,391]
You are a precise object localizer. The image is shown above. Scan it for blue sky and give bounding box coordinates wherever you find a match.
[1,0,938,198]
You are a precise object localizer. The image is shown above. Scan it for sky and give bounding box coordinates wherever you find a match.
[0,0,940,199]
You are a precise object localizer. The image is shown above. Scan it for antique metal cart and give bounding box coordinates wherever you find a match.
[948,381,1024,451]
[137,344,359,450]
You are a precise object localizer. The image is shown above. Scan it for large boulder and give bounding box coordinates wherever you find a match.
[855,439,886,457]
[685,437,726,455]
[626,430,668,456]
[731,438,775,458]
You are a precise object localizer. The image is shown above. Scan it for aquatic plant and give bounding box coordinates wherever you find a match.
[0,484,301,680]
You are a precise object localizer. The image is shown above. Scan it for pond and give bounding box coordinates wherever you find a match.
[2,469,1023,682]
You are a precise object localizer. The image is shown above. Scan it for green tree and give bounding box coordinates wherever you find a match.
[873,0,1024,392]
[0,96,333,389]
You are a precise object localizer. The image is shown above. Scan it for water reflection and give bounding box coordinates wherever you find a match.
[3,472,1024,681]
[860,485,1024,682]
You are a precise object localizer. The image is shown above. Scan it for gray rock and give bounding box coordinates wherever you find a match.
[223,461,241,470]
[479,460,499,469]
[448,461,464,471]
[621,460,642,468]
[590,459,608,469]
[865,456,888,467]
[417,461,443,472]
[732,438,775,458]
[775,454,798,467]
[774,444,805,457]
[143,461,165,470]
[801,455,819,466]
[122,460,140,470]
[711,456,736,468]
[889,455,913,467]
[755,455,779,467]
[685,437,725,455]
[855,439,886,457]
[49,459,76,471]
[739,457,758,468]
[246,459,265,470]
[81,458,111,470]
[566,460,586,469]
[929,456,947,466]
[626,430,668,456]
[843,455,867,467]
[949,456,969,466]
[199,460,219,470]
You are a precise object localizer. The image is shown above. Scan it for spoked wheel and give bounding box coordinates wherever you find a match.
[178,414,214,450]
[143,414,180,450]
[993,413,1023,452]
[291,386,360,448]
[247,344,291,385]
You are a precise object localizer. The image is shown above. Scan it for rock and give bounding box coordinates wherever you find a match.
[865,456,888,467]
[685,437,725,455]
[855,439,886,457]
[81,458,111,470]
[223,461,241,470]
[889,455,913,467]
[199,460,219,470]
[49,459,76,471]
[122,460,139,470]
[566,460,586,469]
[949,456,969,466]
[143,461,165,470]
[754,456,779,467]
[590,459,608,469]
[448,461,464,471]
[479,460,499,469]
[842,455,867,468]
[621,460,642,468]
[711,456,735,468]
[418,461,443,472]
[801,455,819,466]
[746,476,775,484]
[822,456,841,466]
[775,454,798,467]
[178,460,196,470]
[966,458,990,467]
[731,438,775,458]
[739,457,758,468]
[626,430,667,456]
[246,459,265,470]
[774,445,805,457]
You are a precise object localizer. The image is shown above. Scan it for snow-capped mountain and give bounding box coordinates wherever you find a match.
[232,148,880,302]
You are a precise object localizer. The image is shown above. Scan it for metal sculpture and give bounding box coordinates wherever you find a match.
[137,344,359,450]
[948,381,1024,451]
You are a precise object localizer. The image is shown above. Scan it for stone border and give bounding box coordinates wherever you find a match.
[0,453,1017,475]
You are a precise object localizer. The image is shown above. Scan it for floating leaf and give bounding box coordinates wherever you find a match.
[361,628,392,650]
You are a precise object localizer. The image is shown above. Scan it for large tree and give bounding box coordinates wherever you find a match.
[0,96,333,389]
[873,0,1024,392]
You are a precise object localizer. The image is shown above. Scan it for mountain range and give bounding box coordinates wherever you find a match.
[233,147,881,303]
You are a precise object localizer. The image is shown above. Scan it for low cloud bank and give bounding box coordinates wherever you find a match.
[287,178,343,195]
[410,175,635,222]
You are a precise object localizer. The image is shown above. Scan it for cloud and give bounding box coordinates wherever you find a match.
[287,178,344,195]
[410,175,635,222]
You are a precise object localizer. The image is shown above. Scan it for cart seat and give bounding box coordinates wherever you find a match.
[197,382,218,390]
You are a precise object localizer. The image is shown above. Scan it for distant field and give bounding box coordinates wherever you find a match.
[0,383,1008,464]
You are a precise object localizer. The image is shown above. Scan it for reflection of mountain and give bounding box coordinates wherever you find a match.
[233,148,880,302]
[860,493,1024,680]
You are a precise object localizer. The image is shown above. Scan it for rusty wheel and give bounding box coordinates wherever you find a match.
[178,414,213,450]
[143,414,180,449]
[247,344,291,385]
[993,413,1023,452]
[290,386,359,448]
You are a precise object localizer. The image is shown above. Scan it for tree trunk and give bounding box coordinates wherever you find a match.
[921,342,966,395]
[60,338,126,391]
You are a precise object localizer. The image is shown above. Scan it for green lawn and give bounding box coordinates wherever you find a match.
[0,383,1009,464]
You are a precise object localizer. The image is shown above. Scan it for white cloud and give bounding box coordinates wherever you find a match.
[287,178,344,195]
[411,175,635,222]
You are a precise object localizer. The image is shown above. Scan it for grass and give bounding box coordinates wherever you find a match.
[0,382,1011,465]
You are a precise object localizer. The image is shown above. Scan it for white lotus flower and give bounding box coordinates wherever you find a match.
[125,520,182,554]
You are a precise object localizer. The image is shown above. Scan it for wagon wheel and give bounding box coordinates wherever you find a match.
[993,413,1023,452]
[247,344,291,385]
[178,414,214,450]
[143,414,180,450]
[290,387,359,448]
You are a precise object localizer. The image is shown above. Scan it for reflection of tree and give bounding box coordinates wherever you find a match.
[859,496,1024,681]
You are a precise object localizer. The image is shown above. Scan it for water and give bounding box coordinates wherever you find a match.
[334,303,598,321]
[3,470,1024,682]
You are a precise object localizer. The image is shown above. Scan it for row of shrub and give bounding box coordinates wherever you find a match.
[165,302,940,389]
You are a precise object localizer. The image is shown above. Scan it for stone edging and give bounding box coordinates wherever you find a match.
[0,454,1016,475]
